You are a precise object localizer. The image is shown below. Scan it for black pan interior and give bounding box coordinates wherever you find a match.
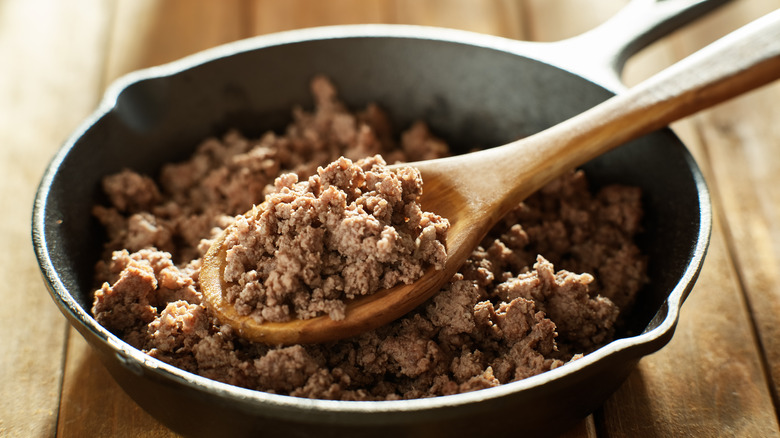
[41,34,704,345]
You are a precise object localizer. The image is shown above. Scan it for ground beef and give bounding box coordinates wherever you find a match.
[221,155,448,322]
[92,76,647,400]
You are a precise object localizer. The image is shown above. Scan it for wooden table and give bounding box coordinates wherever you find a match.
[2,0,779,436]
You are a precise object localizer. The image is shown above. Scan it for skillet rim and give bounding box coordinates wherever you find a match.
[32,23,712,419]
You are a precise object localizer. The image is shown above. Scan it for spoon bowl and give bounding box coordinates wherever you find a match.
[201,9,780,345]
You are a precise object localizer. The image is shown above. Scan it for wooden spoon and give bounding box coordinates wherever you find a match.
[200,10,780,345]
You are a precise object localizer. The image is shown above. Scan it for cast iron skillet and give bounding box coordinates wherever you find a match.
[33,0,724,436]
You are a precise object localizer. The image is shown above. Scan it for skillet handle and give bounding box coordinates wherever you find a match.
[530,0,733,91]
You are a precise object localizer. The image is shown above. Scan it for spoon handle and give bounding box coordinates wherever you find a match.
[545,7,780,164]
[468,8,780,221]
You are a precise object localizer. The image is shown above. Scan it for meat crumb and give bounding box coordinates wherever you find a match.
[222,155,448,322]
[91,76,647,400]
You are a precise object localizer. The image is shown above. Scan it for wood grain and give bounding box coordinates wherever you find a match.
[0,0,112,436]
[669,0,780,412]
[249,0,392,33]
[104,0,250,84]
[391,0,526,38]
[3,0,780,437]
[599,217,780,436]
[523,0,624,41]
[526,1,780,435]
[605,2,780,436]
[58,333,178,437]
[51,2,255,436]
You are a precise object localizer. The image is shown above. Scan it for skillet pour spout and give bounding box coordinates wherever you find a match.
[33,0,742,436]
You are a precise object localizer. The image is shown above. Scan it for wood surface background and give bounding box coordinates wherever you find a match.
[1,0,779,436]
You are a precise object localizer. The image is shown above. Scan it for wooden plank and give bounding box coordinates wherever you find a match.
[248,0,392,33]
[0,0,112,436]
[598,219,780,436]
[391,0,526,39]
[664,0,780,413]
[29,1,779,436]
[521,0,624,41]
[247,0,525,39]
[524,0,780,435]
[104,0,250,85]
[600,1,780,436]
[58,334,179,437]
[53,2,252,437]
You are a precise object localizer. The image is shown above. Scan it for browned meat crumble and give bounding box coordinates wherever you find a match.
[222,155,448,323]
[92,76,647,401]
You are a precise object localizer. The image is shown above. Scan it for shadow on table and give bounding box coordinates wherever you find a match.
[57,332,178,437]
